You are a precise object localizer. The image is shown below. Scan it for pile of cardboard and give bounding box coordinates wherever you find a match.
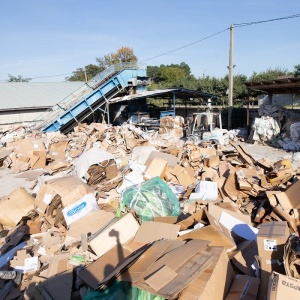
[0,121,299,299]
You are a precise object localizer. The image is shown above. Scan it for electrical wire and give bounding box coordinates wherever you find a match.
[0,72,73,82]
[140,28,229,63]
[233,13,300,27]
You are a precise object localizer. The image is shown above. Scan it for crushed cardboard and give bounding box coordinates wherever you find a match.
[0,121,299,298]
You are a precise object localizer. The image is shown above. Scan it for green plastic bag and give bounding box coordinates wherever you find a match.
[121,176,181,222]
[84,281,165,300]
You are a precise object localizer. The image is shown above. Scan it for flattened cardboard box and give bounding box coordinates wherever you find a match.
[133,221,180,244]
[268,272,300,299]
[121,240,186,283]
[178,246,235,300]
[79,243,151,290]
[132,240,215,298]
[0,188,34,227]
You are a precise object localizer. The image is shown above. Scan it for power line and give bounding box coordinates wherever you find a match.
[0,72,73,82]
[140,28,229,63]
[233,13,300,27]
[29,72,73,79]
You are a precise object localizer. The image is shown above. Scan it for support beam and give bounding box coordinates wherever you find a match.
[173,92,176,115]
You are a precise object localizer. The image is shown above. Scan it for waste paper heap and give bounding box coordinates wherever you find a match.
[0,118,299,299]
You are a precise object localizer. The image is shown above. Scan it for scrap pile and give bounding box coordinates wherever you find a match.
[0,119,299,299]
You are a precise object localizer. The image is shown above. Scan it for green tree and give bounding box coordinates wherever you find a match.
[7,74,31,82]
[249,67,289,81]
[96,46,137,69]
[147,62,195,89]
[67,64,103,81]
[67,46,138,81]
[294,64,300,77]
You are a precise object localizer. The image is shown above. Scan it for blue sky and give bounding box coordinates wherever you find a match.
[1,0,299,82]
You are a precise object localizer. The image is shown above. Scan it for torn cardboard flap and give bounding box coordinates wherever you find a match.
[178,224,235,252]
[133,222,180,244]
[0,188,35,227]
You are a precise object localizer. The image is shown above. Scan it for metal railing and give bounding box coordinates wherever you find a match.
[29,62,146,131]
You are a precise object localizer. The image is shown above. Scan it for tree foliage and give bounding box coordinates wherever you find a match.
[67,47,138,81]
[67,64,103,82]
[294,64,300,77]
[7,74,31,82]
[96,46,137,70]
[248,67,289,81]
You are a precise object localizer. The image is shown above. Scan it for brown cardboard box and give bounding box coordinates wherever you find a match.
[143,157,168,180]
[169,165,195,189]
[65,210,115,245]
[257,221,290,262]
[267,272,300,299]
[208,203,257,241]
[267,192,298,233]
[30,150,47,169]
[89,213,140,258]
[270,180,300,210]
[225,275,260,300]
[0,188,35,227]
[145,151,179,167]
[199,147,217,156]
[177,209,207,231]
[203,155,220,167]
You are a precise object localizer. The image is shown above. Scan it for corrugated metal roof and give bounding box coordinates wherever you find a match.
[0,82,85,110]
[110,88,216,103]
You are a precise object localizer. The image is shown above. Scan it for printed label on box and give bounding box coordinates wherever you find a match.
[264,239,277,251]
[62,193,99,226]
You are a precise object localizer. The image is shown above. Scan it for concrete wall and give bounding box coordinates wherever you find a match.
[259,94,300,107]
[0,109,48,130]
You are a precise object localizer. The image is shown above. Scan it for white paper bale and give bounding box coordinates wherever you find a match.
[251,116,280,142]
[290,122,300,142]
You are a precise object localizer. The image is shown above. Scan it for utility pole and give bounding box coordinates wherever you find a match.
[228,24,234,130]
[84,69,88,83]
